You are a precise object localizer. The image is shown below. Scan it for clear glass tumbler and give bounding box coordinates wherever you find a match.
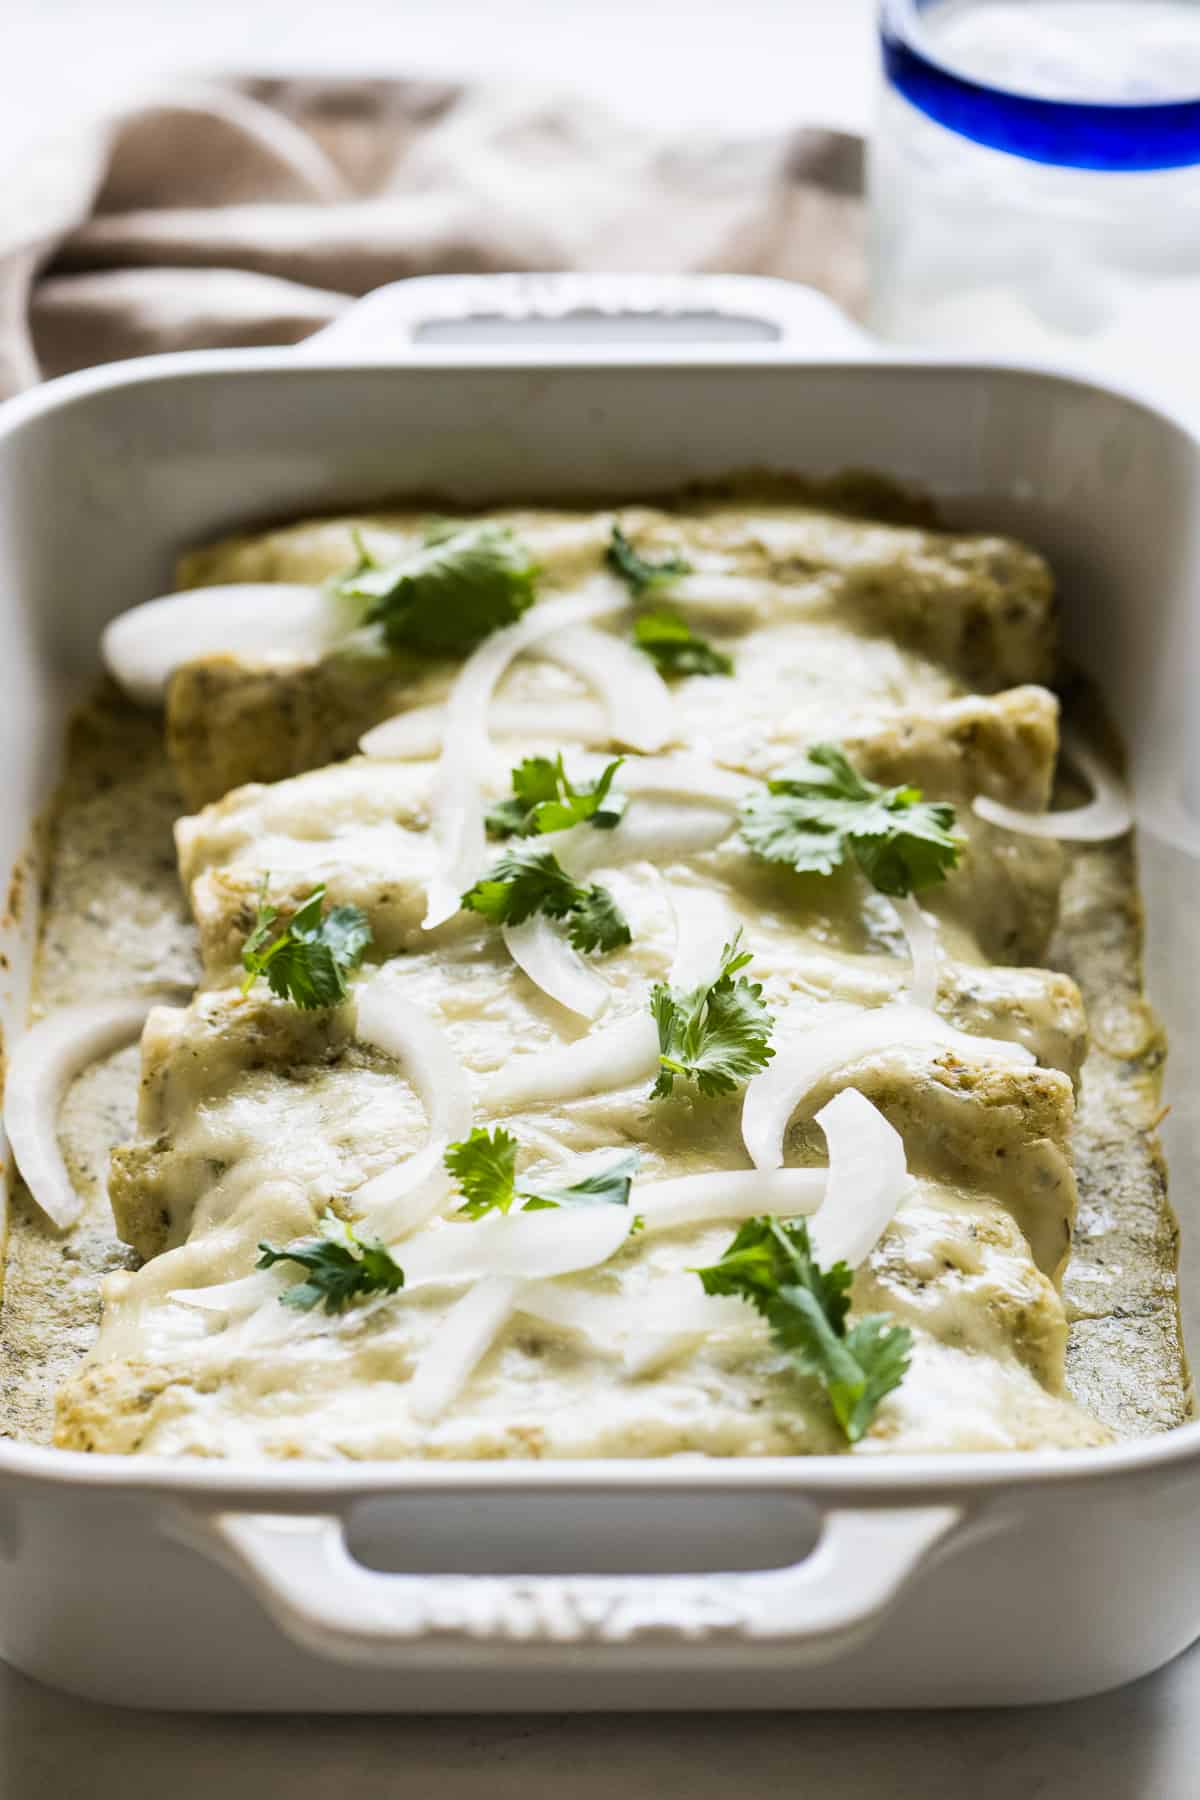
[869,0,1200,401]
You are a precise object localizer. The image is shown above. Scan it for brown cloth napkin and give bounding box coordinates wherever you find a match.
[0,76,864,400]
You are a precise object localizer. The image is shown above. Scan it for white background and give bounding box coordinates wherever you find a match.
[1,2,1196,1794]
[0,0,878,154]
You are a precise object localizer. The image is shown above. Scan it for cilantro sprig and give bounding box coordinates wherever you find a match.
[739,744,962,898]
[256,1209,405,1314]
[695,1215,912,1444]
[607,524,733,678]
[460,843,631,954]
[650,929,775,1100]
[334,521,537,656]
[606,523,692,595]
[487,755,626,839]
[240,880,372,1010]
[632,608,733,679]
[445,1127,639,1219]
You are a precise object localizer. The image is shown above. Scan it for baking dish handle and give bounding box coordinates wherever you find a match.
[168,1501,963,1663]
[296,272,873,357]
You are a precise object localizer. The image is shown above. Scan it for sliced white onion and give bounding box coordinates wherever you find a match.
[892,893,940,1012]
[482,884,733,1109]
[406,1275,521,1423]
[485,1012,658,1110]
[175,1198,631,1347]
[421,583,629,928]
[404,1199,637,1422]
[972,729,1133,843]
[169,1268,283,1318]
[515,1277,751,1376]
[663,886,737,988]
[5,992,180,1229]
[808,1089,908,1270]
[354,977,472,1129]
[742,1002,1035,1172]
[102,583,341,706]
[172,1263,396,1351]
[352,976,474,1236]
[637,1167,825,1236]
[553,797,734,880]
[514,1281,627,1349]
[537,623,673,753]
[502,916,609,1021]
[474,788,737,1044]
[360,697,612,761]
[350,1141,453,1241]
[612,755,754,807]
[668,572,776,615]
[622,1283,756,1378]
[402,1204,632,1287]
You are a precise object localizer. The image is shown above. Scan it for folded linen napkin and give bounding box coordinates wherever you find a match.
[0,75,864,399]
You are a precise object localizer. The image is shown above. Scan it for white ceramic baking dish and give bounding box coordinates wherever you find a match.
[0,273,1198,1712]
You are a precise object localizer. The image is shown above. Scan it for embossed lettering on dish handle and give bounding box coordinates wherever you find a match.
[166,1501,964,1665]
[295,271,873,359]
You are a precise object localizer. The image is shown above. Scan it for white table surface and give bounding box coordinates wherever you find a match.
[2,2,1197,1793]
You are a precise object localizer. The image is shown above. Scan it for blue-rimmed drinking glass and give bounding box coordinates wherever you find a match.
[869,0,1200,394]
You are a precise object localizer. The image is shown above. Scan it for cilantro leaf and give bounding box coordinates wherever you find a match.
[316,904,375,968]
[333,521,537,656]
[460,843,630,955]
[256,1209,405,1314]
[530,757,625,836]
[486,754,626,839]
[460,845,582,928]
[650,929,774,1099]
[513,1150,641,1213]
[567,882,632,954]
[695,1215,912,1443]
[548,1150,640,1208]
[738,743,963,898]
[632,607,733,678]
[837,1316,916,1443]
[445,1126,519,1218]
[606,523,692,595]
[486,756,564,839]
[738,789,848,879]
[484,795,542,840]
[444,1131,639,1218]
[606,524,731,677]
[240,879,372,1010]
[697,1213,851,1330]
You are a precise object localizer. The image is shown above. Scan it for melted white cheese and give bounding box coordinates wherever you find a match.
[56,497,1108,1459]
